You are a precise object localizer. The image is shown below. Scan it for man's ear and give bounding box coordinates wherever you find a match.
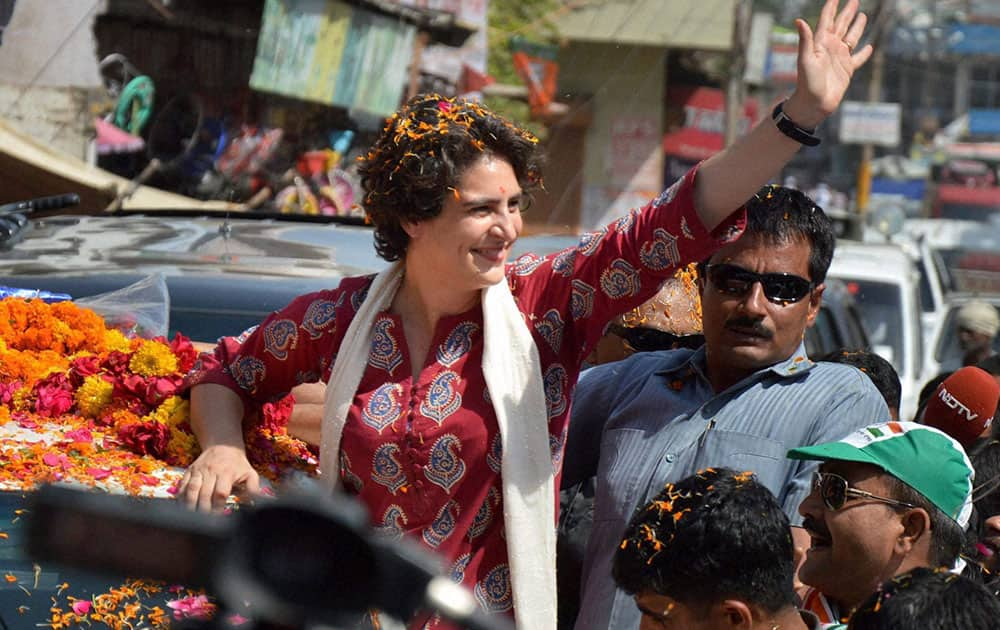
[718,599,754,629]
[897,508,931,554]
[805,282,825,327]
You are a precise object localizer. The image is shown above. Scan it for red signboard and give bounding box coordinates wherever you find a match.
[662,86,758,161]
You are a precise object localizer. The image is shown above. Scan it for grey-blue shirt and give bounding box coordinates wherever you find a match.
[565,343,890,630]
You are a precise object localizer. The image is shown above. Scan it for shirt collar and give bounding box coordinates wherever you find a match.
[655,342,815,381]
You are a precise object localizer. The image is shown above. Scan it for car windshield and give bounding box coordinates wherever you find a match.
[839,278,905,374]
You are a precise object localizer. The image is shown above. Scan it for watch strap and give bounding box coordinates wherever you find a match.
[772,101,821,147]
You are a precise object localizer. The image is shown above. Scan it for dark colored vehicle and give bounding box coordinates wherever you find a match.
[0,205,388,628]
[0,210,387,342]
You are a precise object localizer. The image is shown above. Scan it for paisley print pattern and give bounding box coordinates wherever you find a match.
[468,487,501,540]
[578,229,605,257]
[543,364,568,420]
[512,253,545,276]
[371,442,407,494]
[422,500,460,548]
[437,322,480,367]
[300,298,339,339]
[570,279,595,321]
[613,209,638,233]
[552,247,577,277]
[550,422,569,472]
[639,227,681,271]
[599,259,641,298]
[534,309,565,354]
[362,383,403,433]
[421,370,462,426]
[369,317,403,374]
[351,283,370,312]
[234,325,258,344]
[653,178,681,207]
[229,355,266,394]
[263,319,298,361]
[487,432,503,474]
[681,215,696,240]
[474,564,513,613]
[374,504,408,540]
[424,434,466,493]
[449,553,472,584]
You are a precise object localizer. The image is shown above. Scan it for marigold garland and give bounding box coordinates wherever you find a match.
[0,297,319,628]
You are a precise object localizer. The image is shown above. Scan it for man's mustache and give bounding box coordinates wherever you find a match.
[724,316,774,339]
[801,516,830,540]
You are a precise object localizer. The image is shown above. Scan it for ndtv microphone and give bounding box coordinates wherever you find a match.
[922,366,1000,449]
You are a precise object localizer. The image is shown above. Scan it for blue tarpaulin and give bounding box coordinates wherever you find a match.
[969,109,1000,136]
[948,23,1000,56]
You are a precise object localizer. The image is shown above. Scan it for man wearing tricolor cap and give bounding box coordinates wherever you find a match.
[786,421,973,626]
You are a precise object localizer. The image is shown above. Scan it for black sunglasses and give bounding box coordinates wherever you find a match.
[812,472,918,512]
[607,324,703,353]
[703,263,814,305]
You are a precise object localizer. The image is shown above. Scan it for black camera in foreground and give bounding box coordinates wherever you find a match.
[25,483,513,630]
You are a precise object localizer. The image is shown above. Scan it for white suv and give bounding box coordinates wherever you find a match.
[827,241,926,421]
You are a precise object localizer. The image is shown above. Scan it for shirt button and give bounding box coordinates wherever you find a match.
[664,453,675,463]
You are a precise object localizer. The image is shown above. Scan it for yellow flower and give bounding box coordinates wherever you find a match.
[11,387,30,412]
[128,341,178,377]
[104,329,132,353]
[75,375,114,418]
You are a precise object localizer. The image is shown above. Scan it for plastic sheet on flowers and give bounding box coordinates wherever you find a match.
[76,273,170,339]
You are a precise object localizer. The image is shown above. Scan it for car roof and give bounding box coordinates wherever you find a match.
[829,240,915,281]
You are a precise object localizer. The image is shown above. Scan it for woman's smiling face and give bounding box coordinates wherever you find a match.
[403,154,524,294]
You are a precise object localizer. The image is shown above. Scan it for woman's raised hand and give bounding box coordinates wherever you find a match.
[786,0,875,129]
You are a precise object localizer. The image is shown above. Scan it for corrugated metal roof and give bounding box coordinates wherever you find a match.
[554,0,735,51]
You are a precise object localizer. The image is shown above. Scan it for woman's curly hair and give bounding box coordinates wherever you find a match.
[357,93,544,261]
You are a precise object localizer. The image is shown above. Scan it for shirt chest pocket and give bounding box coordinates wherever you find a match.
[696,429,788,493]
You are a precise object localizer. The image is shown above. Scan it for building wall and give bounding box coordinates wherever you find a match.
[0,0,104,87]
[558,41,666,230]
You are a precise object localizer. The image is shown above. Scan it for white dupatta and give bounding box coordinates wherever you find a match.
[319,261,556,629]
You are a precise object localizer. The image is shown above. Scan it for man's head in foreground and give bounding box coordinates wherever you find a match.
[847,567,1000,630]
[788,422,973,611]
[614,468,803,630]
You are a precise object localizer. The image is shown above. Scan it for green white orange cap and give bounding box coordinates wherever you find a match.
[787,421,974,527]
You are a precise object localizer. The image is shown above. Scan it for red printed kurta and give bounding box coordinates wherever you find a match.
[187,167,744,624]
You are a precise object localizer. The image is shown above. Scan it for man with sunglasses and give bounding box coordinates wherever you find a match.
[788,421,973,625]
[565,185,890,630]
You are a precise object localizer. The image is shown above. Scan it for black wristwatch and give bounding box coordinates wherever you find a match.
[772,101,821,147]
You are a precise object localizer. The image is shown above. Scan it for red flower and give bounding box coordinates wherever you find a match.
[437,100,453,112]
[144,376,180,406]
[117,422,170,458]
[101,350,132,375]
[170,332,198,373]
[0,380,22,405]
[34,373,74,417]
[69,355,101,386]
[261,393,295,431]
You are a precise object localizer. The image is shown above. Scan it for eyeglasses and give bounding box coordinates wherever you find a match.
[703,263,814,305]
[607,324,702,353]
[812,472,919,512]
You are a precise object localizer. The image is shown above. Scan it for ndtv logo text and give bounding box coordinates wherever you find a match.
[937,386,979,422]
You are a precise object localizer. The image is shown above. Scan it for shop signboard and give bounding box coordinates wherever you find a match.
[839,101,901,147]
[250,0,415,117]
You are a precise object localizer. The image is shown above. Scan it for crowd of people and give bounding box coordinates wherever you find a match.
[169,0,1000,628]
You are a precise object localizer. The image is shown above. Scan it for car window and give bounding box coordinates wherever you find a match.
[840,279,905,374]
[805,306,840,358]
[935,303,1000,366]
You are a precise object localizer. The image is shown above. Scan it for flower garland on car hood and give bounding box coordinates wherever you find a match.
[0,297,319,628]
